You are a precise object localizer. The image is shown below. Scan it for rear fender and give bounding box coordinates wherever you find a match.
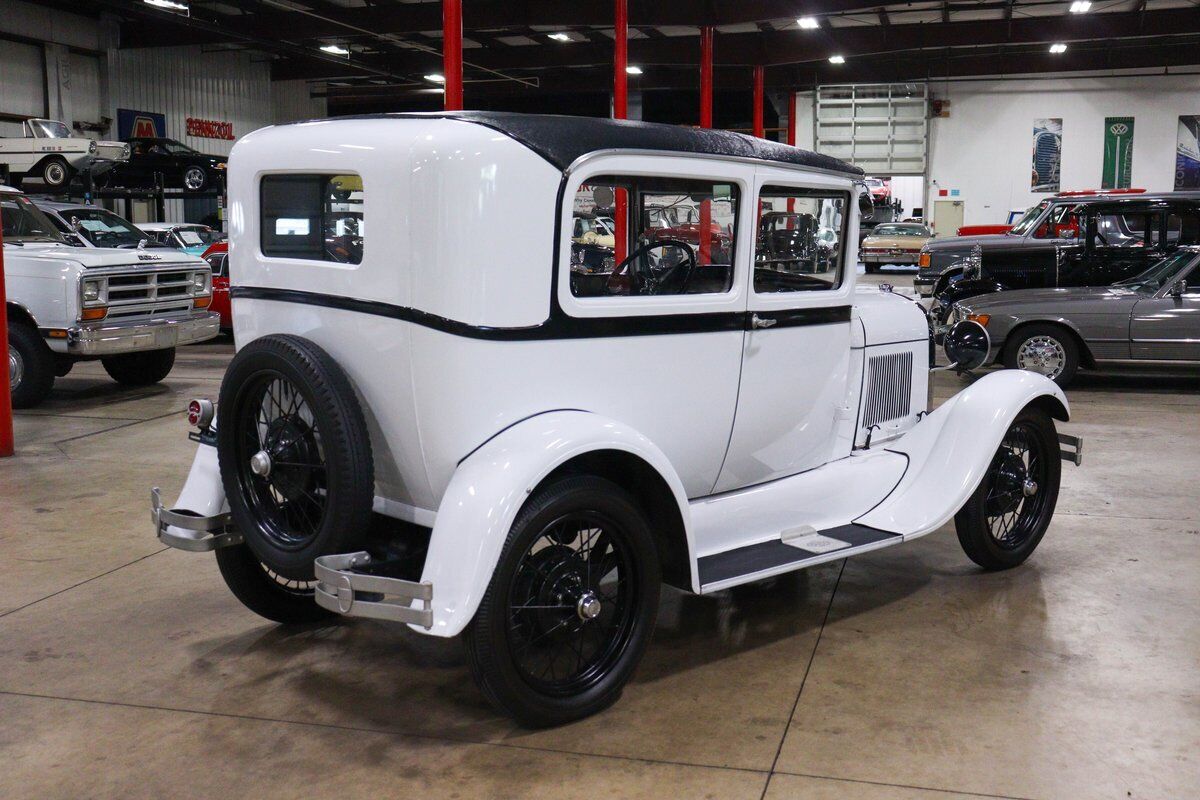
[168,438,227,523]
[419,410,691,638]
[855,370,1068,537]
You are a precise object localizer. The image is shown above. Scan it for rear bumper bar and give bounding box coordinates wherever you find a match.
[314,552,433,629]
[151,487,242,551]
[1058,433,1084,466]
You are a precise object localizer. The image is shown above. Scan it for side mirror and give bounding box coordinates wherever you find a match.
[858,190,875,221]
[942,319,991,372]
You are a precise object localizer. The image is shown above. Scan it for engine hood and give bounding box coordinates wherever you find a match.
[8,242,204,270]
[959,285,1135,314]
[853,286,929,346]
[922,233,1013,252]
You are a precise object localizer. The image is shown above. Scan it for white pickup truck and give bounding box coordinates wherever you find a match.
[0,119,129,189]
[3,185,220,408]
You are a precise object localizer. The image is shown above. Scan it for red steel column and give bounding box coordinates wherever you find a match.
[443,0,463,110]
[698,26,714,265]
[613,0,628,263]
[752,65,765,138]
[0,208,13,458]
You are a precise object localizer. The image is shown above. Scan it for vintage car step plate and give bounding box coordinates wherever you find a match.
[781,527,851,554]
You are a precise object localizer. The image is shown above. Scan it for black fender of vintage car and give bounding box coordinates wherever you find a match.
[933,275,1007,322]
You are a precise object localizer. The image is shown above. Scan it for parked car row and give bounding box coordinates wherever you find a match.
[1,118,226,193]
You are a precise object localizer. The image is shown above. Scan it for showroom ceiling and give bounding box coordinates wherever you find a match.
[39,0,1200,111]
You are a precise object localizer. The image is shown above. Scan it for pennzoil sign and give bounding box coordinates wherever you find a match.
[186,117,235,141]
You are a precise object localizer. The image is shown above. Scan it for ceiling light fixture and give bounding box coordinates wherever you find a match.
[319,44,350,56]
[143,0,189,12]
[828,54,846,64]
[1049,42,1067,53]
[547,32,572,42]
[626,65,644,75]
[797,16,819,29]
[1068,0,1091,11]
[424,73,446,83]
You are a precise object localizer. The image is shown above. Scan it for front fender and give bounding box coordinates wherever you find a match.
[855,370,1068,537]
[418,410,691,638]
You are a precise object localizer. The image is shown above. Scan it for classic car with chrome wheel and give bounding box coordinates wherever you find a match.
[947,246,1200,386]
[149,112,1081,727]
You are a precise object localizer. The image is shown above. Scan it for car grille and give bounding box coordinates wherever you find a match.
[101,269,205,321]
[862,351,914,429]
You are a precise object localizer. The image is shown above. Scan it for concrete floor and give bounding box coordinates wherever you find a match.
[2,267,1198,799]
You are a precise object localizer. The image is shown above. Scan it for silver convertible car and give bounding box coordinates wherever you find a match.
[950,246,1200,386]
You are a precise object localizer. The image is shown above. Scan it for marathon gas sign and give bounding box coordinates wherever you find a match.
[186,117,235,141]
[117,108,166,139]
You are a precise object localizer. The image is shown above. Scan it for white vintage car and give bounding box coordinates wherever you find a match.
[0,118,129,189]
[151,113,1082,727]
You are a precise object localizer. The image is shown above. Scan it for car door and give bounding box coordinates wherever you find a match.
[1084,209,1163,286]
[712,170,853,493]
[1130,255,1200,360]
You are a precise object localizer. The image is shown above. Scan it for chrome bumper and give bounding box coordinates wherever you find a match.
[151,487,242,552]
[314,551,433,629]
[69,313,220,356]
[1059,433,1084,466]
[862,253,919,264]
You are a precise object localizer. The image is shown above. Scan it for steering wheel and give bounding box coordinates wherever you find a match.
[606,238,697,296]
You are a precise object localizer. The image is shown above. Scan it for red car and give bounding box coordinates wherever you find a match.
[201,241,232,331]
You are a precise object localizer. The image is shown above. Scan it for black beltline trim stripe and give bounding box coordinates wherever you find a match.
[232,286,851,340]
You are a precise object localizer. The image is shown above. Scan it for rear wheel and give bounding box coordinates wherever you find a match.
[214,543,335,624]
[1003,324,1079,387]
[465,476,660,727]
[955,407,1061,570]
[8,323,55,408]
[183,166,208,192]
[217,335,373,581]
[102,348,176,385]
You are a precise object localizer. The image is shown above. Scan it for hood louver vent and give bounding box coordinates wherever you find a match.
[862,351,913,429]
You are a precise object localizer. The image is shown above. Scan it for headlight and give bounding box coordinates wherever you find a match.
[88,140,97,154]
[122,145,131,159]
[193,272,211,294]
[82,279,103,303]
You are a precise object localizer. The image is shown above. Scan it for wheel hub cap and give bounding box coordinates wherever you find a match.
[1017,336,1066,378]
[576,591,602,621]
[1023,478,1039,497]
[8,345,22,392]
[250,450,272,478]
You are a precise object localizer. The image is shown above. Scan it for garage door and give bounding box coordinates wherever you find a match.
[0,39,44,138]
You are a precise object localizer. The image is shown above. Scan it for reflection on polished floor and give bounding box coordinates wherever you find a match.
[2,272,1198,799]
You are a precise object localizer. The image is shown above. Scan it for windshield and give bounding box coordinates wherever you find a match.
[62,208,148,247]
[1009,200,1052,236]
[173,225,223,246]
[1,195,68,243]
[872,224,930,237]
[29,119,72,139]
[1114,250,1200,292]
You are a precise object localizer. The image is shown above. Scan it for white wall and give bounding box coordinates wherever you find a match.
[794,74,1200,228]
[926,74,1200,227]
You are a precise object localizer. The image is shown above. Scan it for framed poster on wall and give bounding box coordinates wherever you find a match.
[1032,118,1063,193]
[1176,116,1200,190]
[1102,117,1134,190]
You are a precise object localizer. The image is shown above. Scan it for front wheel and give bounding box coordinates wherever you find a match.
[40,157,73,188]
[955,407,1061,570]
[1003,324,1079,387]
[102,347,176,385]
[8,323,56,408]
[182,166,208,192]
[465,476,661,727]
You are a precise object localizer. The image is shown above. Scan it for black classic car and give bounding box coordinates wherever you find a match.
[914,189,1159,296]
[105,137,226,192]
[931,193,1200,318]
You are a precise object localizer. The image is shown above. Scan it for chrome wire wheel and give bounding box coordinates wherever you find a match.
[232,372,328,552]
[183,166,206,190]
[260,561,318,597]
[506,512,638,697]
[982,422,1050,551]
[1015,335,1066,379]
[8,344,22,392]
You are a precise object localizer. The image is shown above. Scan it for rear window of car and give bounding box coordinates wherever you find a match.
[260,174,363,264]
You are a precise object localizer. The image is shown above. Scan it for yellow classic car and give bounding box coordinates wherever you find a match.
[860,222,933,273]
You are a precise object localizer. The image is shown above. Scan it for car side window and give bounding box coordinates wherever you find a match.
[569,176,738,298]
[1093,212,1154,249]
[260,173,364,264]
[753,186,845,293]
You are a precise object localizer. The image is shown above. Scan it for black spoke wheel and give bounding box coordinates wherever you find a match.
[218,335,373,583]
[955,406,1061,570]
[214,542,336,625]
[466,476,660,727]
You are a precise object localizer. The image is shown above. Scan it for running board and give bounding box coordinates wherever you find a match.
[698,524,902,593]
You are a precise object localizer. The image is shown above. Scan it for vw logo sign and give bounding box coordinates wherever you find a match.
[1110,123,1129,135]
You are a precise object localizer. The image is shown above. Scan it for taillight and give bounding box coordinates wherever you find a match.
[187,398,215,429]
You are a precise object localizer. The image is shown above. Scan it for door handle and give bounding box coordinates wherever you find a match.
[751,314,777,329]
